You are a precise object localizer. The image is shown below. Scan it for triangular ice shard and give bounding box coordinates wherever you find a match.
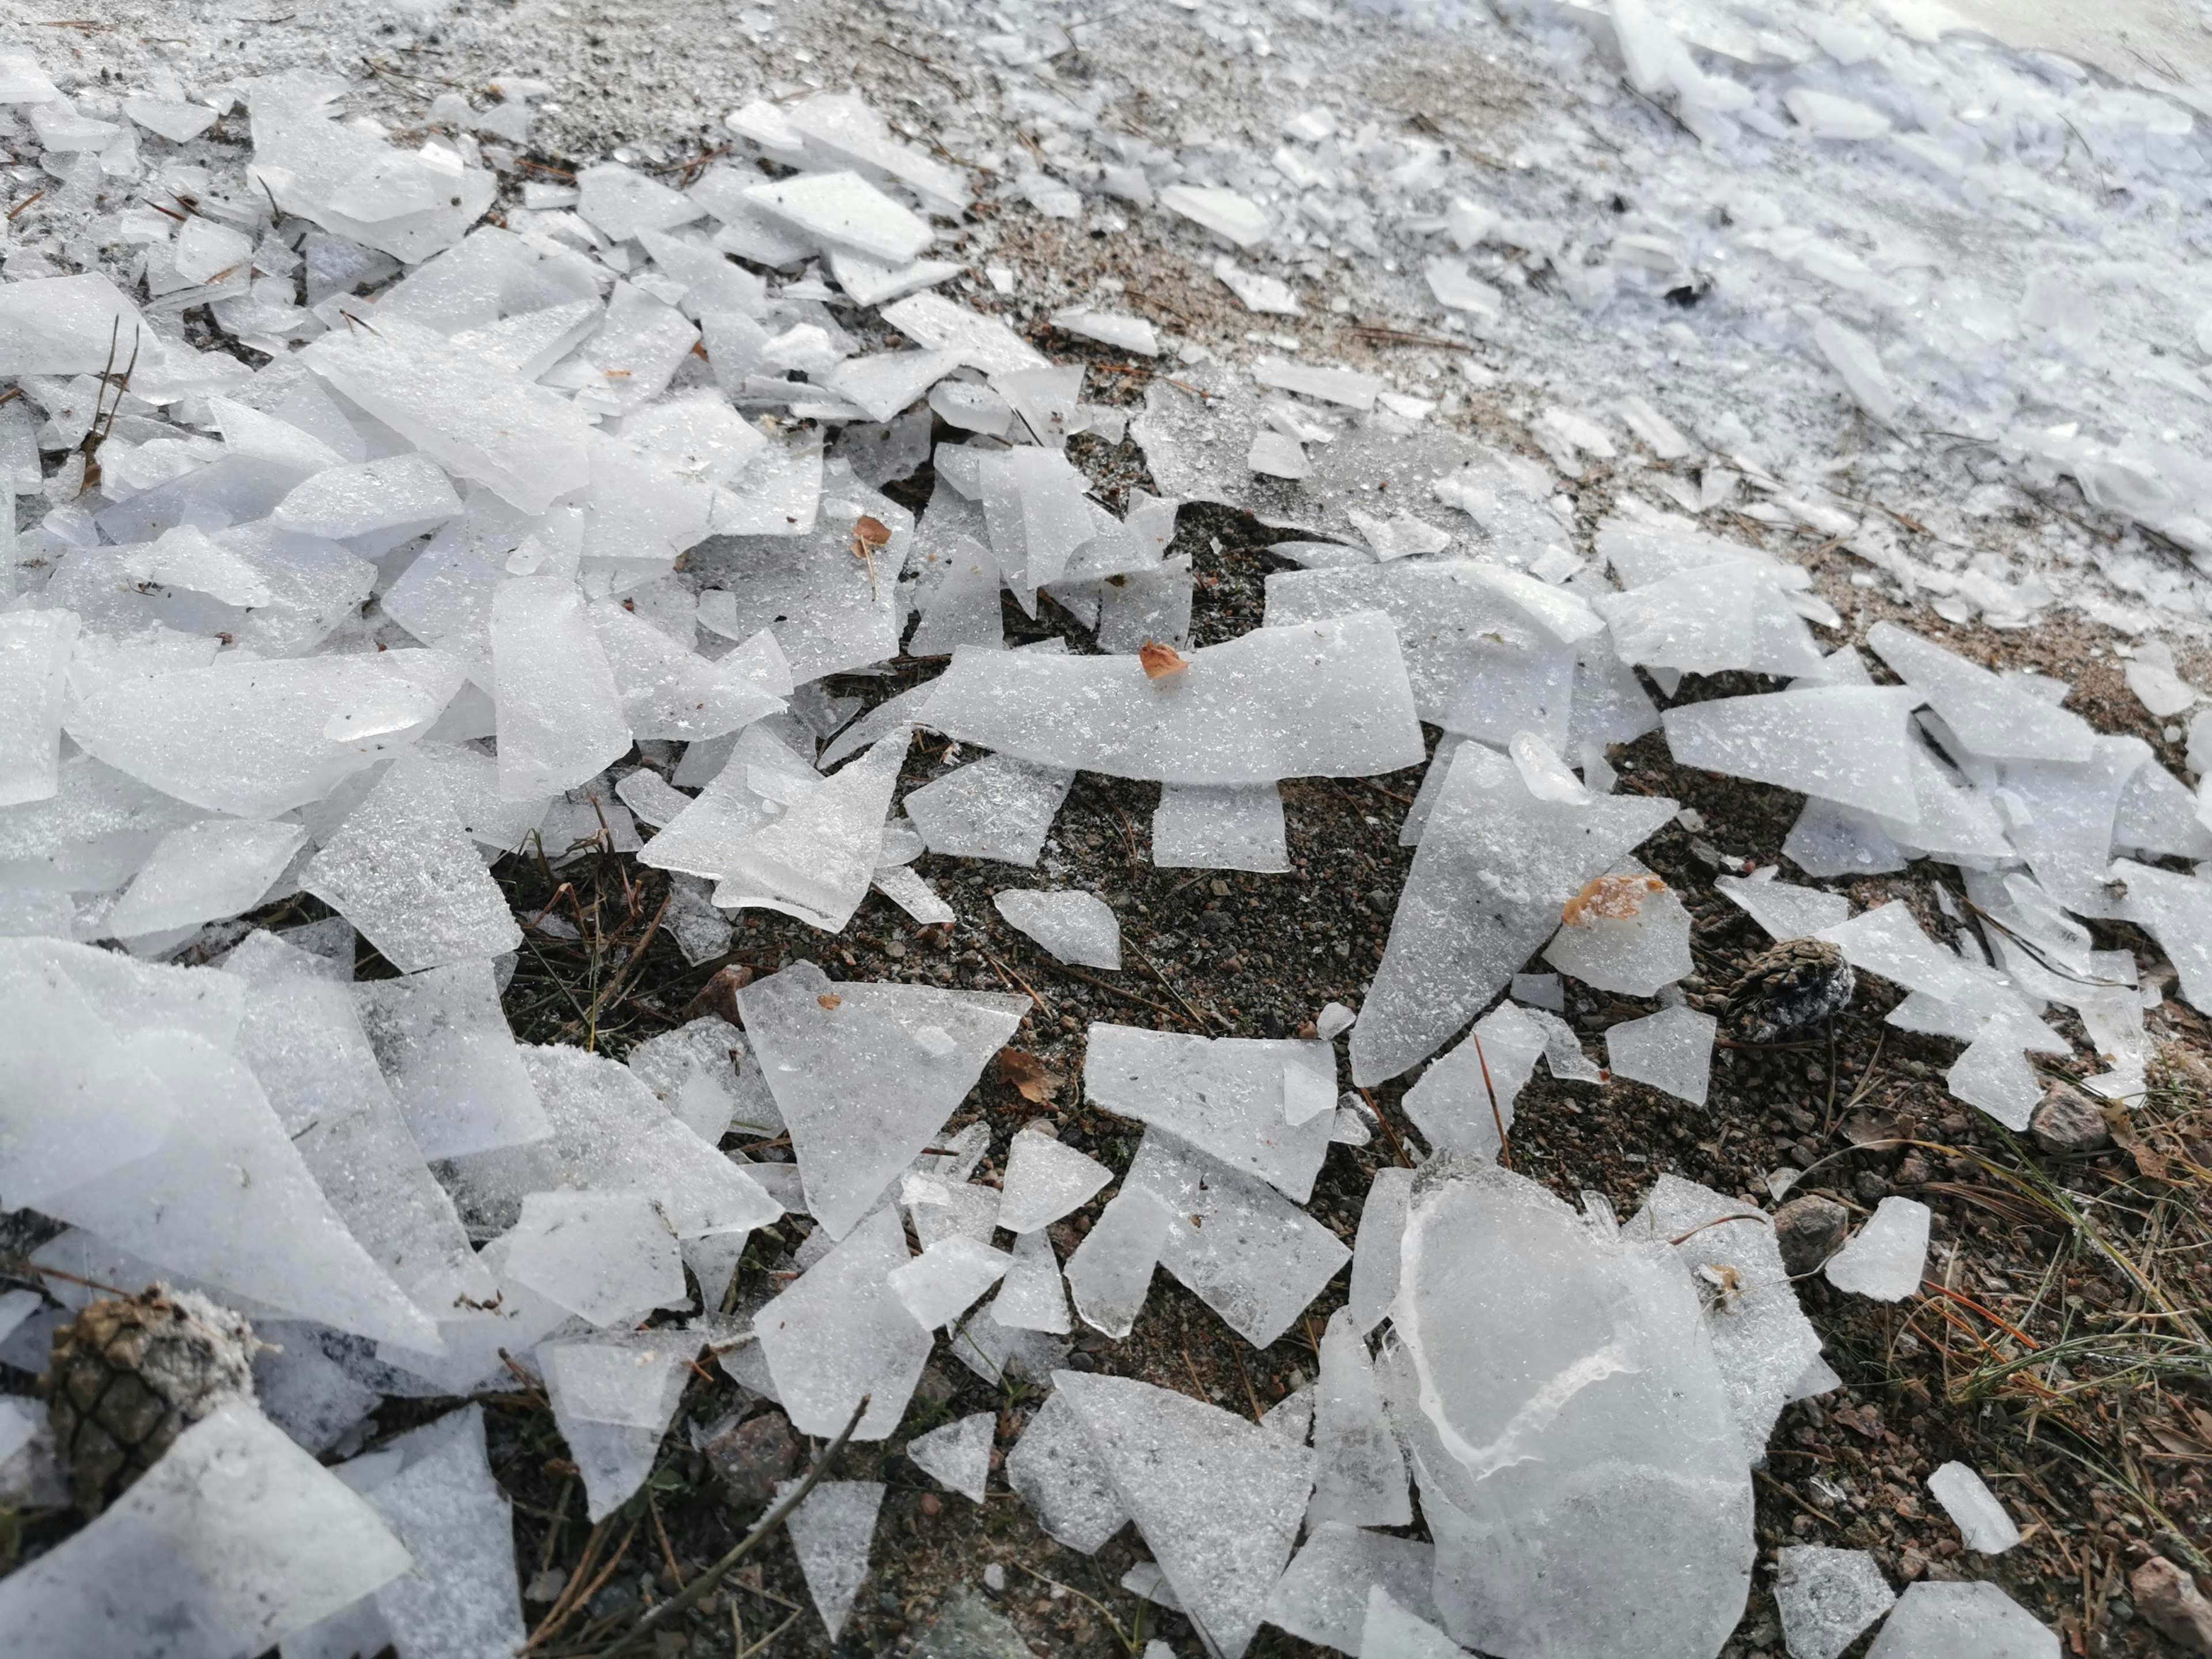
[755,1206,933,1440]
[1063,1185,1172,1339]
[716,730,910,930]
[539,1329,695,1521]
[1262,1522,1438,1657]
[781,1478,886,1641]
[737,961,1026,1238]
[904,753,1073,867]
[906,1411,994,1504]
[363,1406,528,1659]
[1349,1166,1414,1335]
[991,1228,1073,1334]
[997,1126,1113,1234]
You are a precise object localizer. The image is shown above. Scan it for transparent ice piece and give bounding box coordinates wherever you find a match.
[352,959,551,1160]
[1158,184,1270,247]
[1262,1523,1437,1657]
[1714,871,1850,941]
[593,603,785,743]
[1823,1197,1930,1301]
[1604,1005,1715,1107]
[1817,904,1980,1005]
[1595,564,1827,677]
[491,577,632,800]
[998,1127,1113,1234]
[1005,1388,1129,1552]
[1085,1025,1337,1200]
[1662,687,1923,823]
[1926,1460,2022,1554]
[1361,1586,1464,1659]
[716,732,910,930]
[624,1015,749,1142]
[1773,1546,1895,1659]
[907,1412,994,1505]
[1543,878,1694,996]
[0,609,77,807]
[779,1478,885,1640]
[1063,1184,1172,1340]
[991,1228,1073,1335]
[891,1233,1012,1329]
[906,755,1073,867]
[993,889,1120,968]
[1403,1001,1546,1160]
[1153,782,1289,872]
[1310,1309,1410,1528]
[1863,1581,2057,1659]
[105,818,304,939]
[746,172,931,263]
[1349,1166,1414,1335]
[539,1330,693,1520]
[1868,623,2093,763]
[756,1206,932,1440]
[505,1191,684,1327]
[360,1406,527,1659]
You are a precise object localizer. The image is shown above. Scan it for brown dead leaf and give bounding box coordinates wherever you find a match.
[851,514,891,554]
[2099,1101,2172,1181]
[681,964,755,1025]
[997,1048,1061,1104]
[1139,641,1189,680]
[1560,873,1665,926]
[817,993,843,1010]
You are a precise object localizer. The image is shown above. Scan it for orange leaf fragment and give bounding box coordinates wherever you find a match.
[851,514,891,556]
[1560,873,1665,926]
[997,1048,1061,1104]
[1139,641,1189,680]
[817,993,843,1010]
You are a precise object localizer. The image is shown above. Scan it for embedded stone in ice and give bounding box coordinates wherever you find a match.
[1774,1547,1896,1659]
[1085,1025,1337,1199]
[1262,1523,1437,1657]
[1361,1586,1464,1659]
[1349,1166,1414,1334]
[779,1478,885,1639]
[1714,871,1851,941]
[105,818,305,939]
[1063,1185,1173,1340]
[906,756,1073,868]
[0,1402,411,1658]
[1309,1309,1410,1529]
[926,611,1423,784]
[747,171,932,263]
[1926,1460,2022,1554]
[491,577,632,801]
[1824,1198,1930,1301]
[1868,622,2093,763]
[539,1330,695,1520]
[891,1234,1012,1329]
[1662,687,1923,823]
[304,754,521,972]
[1123,1131,1350,1349]
[505,1191,684,1327]
[1153,782,1289,872]
[0,610,77,808]
[351,959,552,1160]
[994,889,1120,969]
[440,1044,781,1240]
[1863,1581,2057,1659]
[1005,1387,1130,1552]
[1054,1370,1313,1659]
[756,1206,932,1440]
[1403,1001,1545,1161]
[359,1406,527,1659]
[1353,741,1675,1085]
[907,1411,994,1505]
[1604,1005,1715,1107]
[998,1127,1113,1234]
[717,732,910,930]
[992,1228,1073,1335]
[66,649,464,819]
[1543,873,1694,996]
[738,960,1026,1238]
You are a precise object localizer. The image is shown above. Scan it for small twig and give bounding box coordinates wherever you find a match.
[1471,1029,1510,1169]
[1019,954,1190,1026]
[734,1608,804,1658]
[1755,1469,1838,1529]
[1349,324,1475,353]
[1668,1214,1768,1246]
[562,883,675,1049]
[7,190,45,220]
[646,1486,686,1589]
[1358,1086,1415,1169]
[1230,1347,1265,1425]
[1128,942,1225,1032]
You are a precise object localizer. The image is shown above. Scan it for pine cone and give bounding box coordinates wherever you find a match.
[39,1286,256,1517]
[1725,938,1854,1042]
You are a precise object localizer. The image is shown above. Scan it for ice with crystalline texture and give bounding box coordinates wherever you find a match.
[905,754,1073,867]
[1395,1161,1752,1659]
[738,961,1026,1238]
[1864,1581,2058,1659]
[539,1330,694,1520]
[756,1206,933,1440]
[1159,183,1270,247]
[1063,1184,1173,1339]
[305,755,521,972]
[1605,1005,1716,1107]
[1263,1524,1438,1657]
[1355,741,1676,1085]
[881,293,1048,376]
[352,959,551,1160]
[624,1014,752,1141]
[1663,686,1923,823]
[492,577,632,800]
[1085,1025,1338,1199]
[504,1191,683,1327]
[993,1227,1073,1334]
[1926,1460,2023,1554]
[1055,1370,1313,1659]
[1309,1309,1410,1529]
[1817,903,1979,1006]
[0,1402,411,1659]
[1361,1586,1465,1659]
[907,1411,994,1504]
[350,1407,527,1659]
[1349,1166,1414,1334]
[575,160,703,240]
[926,612,1422,784]
[718,732,910,930]
[1595,563,1828,678]
[890,1233,1012,1328]
[1402,1001,1546,1162]
[274,453,463,539]
[1868,623,2093,762]
[105,818,305,939]
[1543,870,1694,996]
[66,649,464,819]
[998,1126,1113,1234]
[0,610,77,807]
[779,1478,885,1639]
[1006,1388,1130,1552]
[1715,870,1851,941]
[747,171,932,263]
[1825,1197,1930,1301]
[1773,1546,1896,1659]
[994,889,1121,968]
[593,604,786,742]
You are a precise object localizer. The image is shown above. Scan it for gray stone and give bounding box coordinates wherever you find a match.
[2133,1556,2212,1657]
[703,1410,798,1511]
[1774,1195,1850,1277]
[2029,1085,2111,1155]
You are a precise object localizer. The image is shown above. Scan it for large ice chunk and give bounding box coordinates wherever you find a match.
[1596,564,1827,678]
[755,1206,933,1440]
[992,1227,1073,1334]
[1662,687,1923,823]
[924,612,1423,783]
[1085,1025,1337,1200]
[716,732,909,929]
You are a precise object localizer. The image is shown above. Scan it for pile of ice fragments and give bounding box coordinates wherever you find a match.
[0,27,2186,1659]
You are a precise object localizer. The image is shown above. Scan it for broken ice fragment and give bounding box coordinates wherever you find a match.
[575,160,704,240]
[492,578,631,800]
[1153,782,1290,873]
[1714,871,1851,940]
[105,818,305,940]
[357,1406,528,1659]
[756,1206,933,1440]
[1349,1166,1414,1335]
[717,732,910,930]
[0,611,77,808]
[998,1127,1113,1234]
[1248,429,1312,479]
[1159,184,1269,247]
[351,959,551,1160]
[827,349,964,423]
[994,889,1121,968]
[1361,1586,1464,1659]
[1863,1580,2057,1658]
[1050,306,1160,355]
[1543,872,1693,996]
[1868,623,2092,762]
[881,293,1048,377]
[1063,1185,1172,1339]
[906,756,1074,868]
[1005,1388,1130,1552]
[992,1228,1073,1334]
[779,1477,885,1639]
[1774,1546,1896,1659]
[1816,903,1980,1006]
[747,172,933,264]
[505,1191,684,1327]
[273,453,463,540]
[1214,257,1303,315]
[1926,1460,2022,1554]
[1824,1197,1930,1301]
[890,1234,1013,1329]
[1085,1025,1336,1199]
[906,1412,994,1505]
[1402,1001,1545,1161]
[1262,1523,1438,1657]
[1309,1309,1410,1529]
[1604,1005,1715,1107]
[1662,687,1923,823]
[539,1330,694,1520]
[1425,257,1503,318]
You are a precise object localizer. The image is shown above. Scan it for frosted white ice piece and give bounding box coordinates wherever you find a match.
[1946,1009,2071,1131]
[359,1406,527,1659]
[746,172,931,263]
[891,1234,1012,1329]
[1715,871,1851,940]
[1863,1580,2057,1659]
[1085,1025,1337,1199]
[2001,736,2148,916]
[1926,1460,2022,1554]
[0,1403,410,1658]
[999,1128,1113,1234]
[1543,878,1694,996]
[624,1014,752,1141]
[273,453,463,539]
[1349,1166,1413,1335]
[992,1228,1073,1334]
[1153,782,1289,872]
[1056,1370,1313,1659]
[738,961,1025,1238]
[0,610,77,808]
[539,1330,693,1520]
[1774,1546,1895,1659]
[1317,1001,1358,1039]
[907,1412,993,1506]
[1248,429,1310,479]
[575,160,703,240]
[827,349,964,423]
[1869,623,2093,762]
[881,293,1048,377]
[1160,184,1268,247]
[778,1476,885,1641]
[717,732,910,930]
[927,611,1422,784]
[593,604,785,742]
[1597,563,1828,678]
[1811,317,1900,422]
[1263,1523,1437,1657]
[1214,257,1303,315]
[756,1207,933,1440]
[1425,257,1503,317]
[505,1191,683,1327]
[1310,1309,1410,1528]
[1063,1184,1173,1339]
[1403,1001,1545,1161]
[906,755,1073,867]
[1006,1387,1129,1551]
[492,577,632,800]
[1051,306,1160,355]
[2113,859,2212,1013]
[1785,88,1890,139]
[1663,687,1923,822]
[1353,742,1676,1085]
[105,818,305,939]
[1824,1197,1930,1301]
[1361,1586,1464,1659]
[352,959,551,1160]
[1604,1005,1715,1107]
[994,889,1121,968]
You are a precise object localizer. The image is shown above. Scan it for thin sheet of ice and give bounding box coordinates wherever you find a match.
[1402,1001,1546,1162]
[1085,1025,1337,1200]
[1926,1460,2024,1554]
[1868,623,2093,763]
[1309,1309,1410,1528]
[505,1190,684,1327]
[1005,1387,1130,1553]
[998,1127,1113,1234]
[1863,1581,2058,1659]
[994,889,1120,968]
[1262,1523,1437,1658]
[1662,687,1923,823]
[1152,782,1289,872]
[1713,872,1851,941]
[539,1330,693,1520]
[1063,1184,1173,1340]
[351,959,551,1160]
[992,1228,1073,1335]
[890,1233,1012,1329]
[757,1205,933,1440]
[1605,1005,1716,1107]
[905,753,1073,867]
[1824,1197,1931,1302]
